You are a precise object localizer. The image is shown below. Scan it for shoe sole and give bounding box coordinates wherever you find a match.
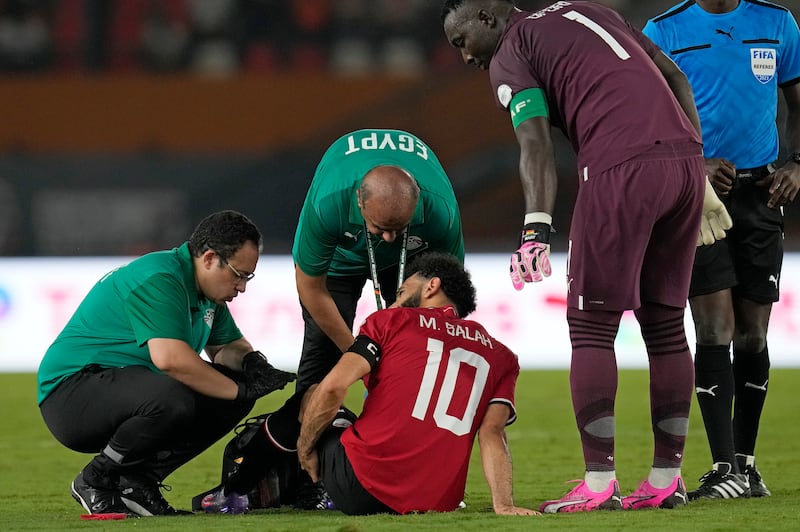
[71,481,92,513]
[687,489,751,501]
[541,496,622,513]
[120,496,154,517]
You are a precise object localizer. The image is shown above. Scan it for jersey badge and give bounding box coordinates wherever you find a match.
[497,84,513,108]
[750,48,776,84]
[204,308,215,328]
[406,235,424,250]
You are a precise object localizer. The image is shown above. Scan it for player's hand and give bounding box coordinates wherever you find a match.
[510,222,552,290]
[510,242,551,289]
[298,448,320,483]
[763,162,800,209]
[704,158,736,197]
[236,352,296,402]
[698,177,733,246]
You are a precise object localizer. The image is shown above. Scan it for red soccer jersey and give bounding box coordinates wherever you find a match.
[490,1,701,175]
[340,306,519,514]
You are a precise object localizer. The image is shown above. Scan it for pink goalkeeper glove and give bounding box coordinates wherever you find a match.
[509,221,552,290]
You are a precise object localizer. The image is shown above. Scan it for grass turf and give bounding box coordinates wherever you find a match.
[1,369,798,531]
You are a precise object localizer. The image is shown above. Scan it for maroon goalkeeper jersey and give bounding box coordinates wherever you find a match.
[340,305,519,514]
[490,1,701,175]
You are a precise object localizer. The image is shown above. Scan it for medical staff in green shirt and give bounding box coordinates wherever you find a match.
[38,210,295,517]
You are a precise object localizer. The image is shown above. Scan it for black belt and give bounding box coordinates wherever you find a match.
[735,163,775,184]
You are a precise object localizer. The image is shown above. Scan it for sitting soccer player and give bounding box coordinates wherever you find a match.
[199,252,537,516]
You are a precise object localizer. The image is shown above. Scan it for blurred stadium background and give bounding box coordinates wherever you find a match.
[3,0,800,257]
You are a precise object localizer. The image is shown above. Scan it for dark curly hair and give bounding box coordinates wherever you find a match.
[187,210,262,260]
[405,251,477,318]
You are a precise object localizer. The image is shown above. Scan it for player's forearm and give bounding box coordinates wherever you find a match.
[151,341,239,399]
[207,337,255,370]
[297,271,356,352]
[478,428,516,512]
[297,384,345,456]
[303,297,356,352]
[515,119,558,216]
[785,108,800,156]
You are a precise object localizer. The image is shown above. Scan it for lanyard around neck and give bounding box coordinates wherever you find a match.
[364,223,409,310]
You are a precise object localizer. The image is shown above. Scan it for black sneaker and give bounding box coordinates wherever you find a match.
[71,470,130,515]
[294,478,335,510]
[688,463,751,501]
[743,464,771,497]
[119,477,192,516]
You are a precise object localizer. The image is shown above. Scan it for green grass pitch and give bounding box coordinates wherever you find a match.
[1,370,798,531]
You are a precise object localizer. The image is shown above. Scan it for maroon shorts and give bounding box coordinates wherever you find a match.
[567,142,704,311]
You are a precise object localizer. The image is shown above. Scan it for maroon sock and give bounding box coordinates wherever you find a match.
[635,302,693,468]
[567,307,622,471]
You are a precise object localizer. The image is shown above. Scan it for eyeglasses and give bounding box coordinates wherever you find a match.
[221,257,255,283]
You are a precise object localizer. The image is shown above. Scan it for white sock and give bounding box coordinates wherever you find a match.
[648,467,681,489]
[585,471,616,492]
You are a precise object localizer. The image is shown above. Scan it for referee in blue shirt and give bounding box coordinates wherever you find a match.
[645,0,800,501]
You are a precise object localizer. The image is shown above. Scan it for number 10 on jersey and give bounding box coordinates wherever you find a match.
[411,338,490,436]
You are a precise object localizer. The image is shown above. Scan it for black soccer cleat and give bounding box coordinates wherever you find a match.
[71,470,130,515]
[743,464,771,498]
[118,477,192,516]
[688,463,750,501]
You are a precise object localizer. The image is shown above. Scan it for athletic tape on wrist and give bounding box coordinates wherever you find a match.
[523,212,552,225]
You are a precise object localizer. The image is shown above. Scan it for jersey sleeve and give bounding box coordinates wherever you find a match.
[207,305,243,346]
[778,9,800,87]
[490,26,540,110]
[488,342,520,426]
[292,197,342,277]
[124,273,192,346]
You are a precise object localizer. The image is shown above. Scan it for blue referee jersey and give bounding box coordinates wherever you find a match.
[644,0,800,168]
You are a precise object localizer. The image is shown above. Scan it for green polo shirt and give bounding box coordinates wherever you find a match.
[293,129,464,277]
[37,242,242,404]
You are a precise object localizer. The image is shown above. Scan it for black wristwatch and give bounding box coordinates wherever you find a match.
[788,152,800,165]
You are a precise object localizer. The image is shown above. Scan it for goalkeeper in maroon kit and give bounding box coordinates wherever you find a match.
[442,0,732,513]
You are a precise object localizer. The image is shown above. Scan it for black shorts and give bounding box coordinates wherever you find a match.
[690,169,784,303]
[317,428,394,515]
[297,265,400,391]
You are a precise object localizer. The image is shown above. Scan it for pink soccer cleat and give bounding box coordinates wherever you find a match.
[622,476,688,510]
[539,479,622,513]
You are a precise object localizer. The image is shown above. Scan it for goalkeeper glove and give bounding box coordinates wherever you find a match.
[510,222,552,290]
[236,351,296,402]
[698,177,733,246]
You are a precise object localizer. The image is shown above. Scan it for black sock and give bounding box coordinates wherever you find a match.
[264,390,304,450]
[694,344,737,470]
[733,345,770,456]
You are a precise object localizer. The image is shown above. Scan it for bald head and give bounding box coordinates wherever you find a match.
[358,166,420,242]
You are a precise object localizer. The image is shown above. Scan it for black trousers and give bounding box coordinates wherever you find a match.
[297,266,399,391]
[40,364,254,483]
